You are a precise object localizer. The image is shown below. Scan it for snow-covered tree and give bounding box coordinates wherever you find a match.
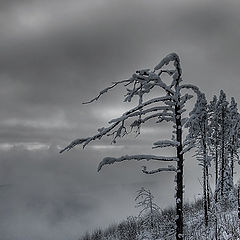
[228,97,240,179]
[208,92,240,210]
[60,53,200,239]
[135,187,161,230]
[214,90,233,207]
[185,93,210,226]
[208,95,220,199]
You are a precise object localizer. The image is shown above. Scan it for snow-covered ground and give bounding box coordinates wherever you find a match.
[79,198,240,240]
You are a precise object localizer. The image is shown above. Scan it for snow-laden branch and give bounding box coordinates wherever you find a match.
[108,95,173,123]
[179,94,194,107]
[97,155,178,171]
[154,53,180,72]
[60,104,175,153]
[60,122,120,153]
[83,79,131,104]
[59,137,90,153]
[130,113,174,131]
[152,140,180,149]
[109,105,174,124]
[180,84,201,96]
[128,71,175,97]
[154,78,175,95]
[180,142,195,155]
[156,115,174,123]
[142,165,176,174]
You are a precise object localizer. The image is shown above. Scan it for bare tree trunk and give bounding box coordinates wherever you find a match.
[175,59,184,240]
[215,145,218,202]
[149,193,154,229]
[203,162,208,227]
[206,165,210,211]
[202,131,208,227]
[238,187,240,219]
[215,216,218,240]
[220,111,225,197]
[175,104,184,240]
[230,148,234,179]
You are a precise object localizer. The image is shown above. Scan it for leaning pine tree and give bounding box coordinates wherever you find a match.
[60,53,200,240]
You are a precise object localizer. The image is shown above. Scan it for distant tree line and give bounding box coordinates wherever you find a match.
[186,90,240,227]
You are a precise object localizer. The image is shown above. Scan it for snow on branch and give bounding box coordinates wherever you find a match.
[180,142,195,155]
[154,53,180,72]
[108,95,173,124]
[60,122,120,153]
[130,113,174,131]
[97,155,178,171]
[83,79,131,104]
[154,77,175,95]
[152,140,180,149]
[124,70,175,102]
[179,94,194,106]
[142,165,176,174]
[59,137,90,153]
[60,104,174,154]
[180,84,201,96]
[109,105,174,124]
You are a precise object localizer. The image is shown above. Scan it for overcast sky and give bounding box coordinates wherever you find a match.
[1,0,240,239]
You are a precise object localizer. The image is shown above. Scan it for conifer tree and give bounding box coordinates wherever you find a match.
[228,97,240,179]
[215,90,233,206]
[185,93,210,226]
[208,95,219,198]
[135,187,161,230]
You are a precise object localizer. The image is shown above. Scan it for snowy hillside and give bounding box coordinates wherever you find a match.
[79,197,240,240]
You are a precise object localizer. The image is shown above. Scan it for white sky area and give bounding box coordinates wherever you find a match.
[1,0,240,239]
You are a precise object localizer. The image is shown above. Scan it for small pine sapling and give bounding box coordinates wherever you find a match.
[135,187,161,230]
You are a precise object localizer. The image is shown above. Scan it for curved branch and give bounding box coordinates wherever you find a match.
[109,95,173,124]
[153,140,180,149]
[83,79,132,104]
[98,154,178,172]
[154,53,180,72]
[60,121,120,153]
[180,84,202,96]
[60,104,174,154]
[109,105,174,124]
[142,165,176,174]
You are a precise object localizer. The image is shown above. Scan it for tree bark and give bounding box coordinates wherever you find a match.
[203,162,208,227]
[175,103,184,240]
[215,145,218,202]
[149,192,154,229]
[230,147,234,179]
[238,187,240,219]
[202,128,208,227]
[220,110,225,197]
[206,165,210,211]
[175,58,184,240]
